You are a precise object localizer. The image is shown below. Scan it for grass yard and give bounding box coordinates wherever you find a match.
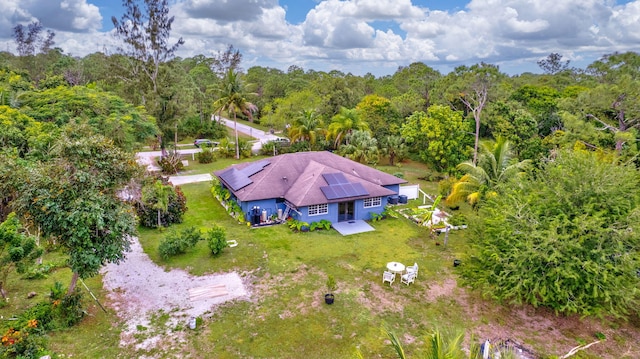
[3,158,639,358]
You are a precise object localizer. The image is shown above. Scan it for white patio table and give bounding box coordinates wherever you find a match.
[386,262,405,276]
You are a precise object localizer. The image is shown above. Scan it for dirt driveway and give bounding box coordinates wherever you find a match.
[100,237,248,350]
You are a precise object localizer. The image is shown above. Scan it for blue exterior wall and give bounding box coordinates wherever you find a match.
[227,183,399,225]
[354,198,385,221]
[297,203,338,223]
[384,184,400,193]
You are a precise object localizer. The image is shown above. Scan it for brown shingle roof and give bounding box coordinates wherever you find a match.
[214,151,407,207]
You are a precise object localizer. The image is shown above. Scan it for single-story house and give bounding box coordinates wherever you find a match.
[214,151,407,225]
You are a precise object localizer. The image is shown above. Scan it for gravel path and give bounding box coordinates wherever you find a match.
[101,237,248,350]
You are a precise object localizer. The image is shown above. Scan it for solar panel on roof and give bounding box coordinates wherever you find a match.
[348,182,369,196]
[219,168,252,191]
[320,182,369,200]
[219,160,270,192]
[322,172,349,185]
[320,186,339,200]
[240,160,270,176]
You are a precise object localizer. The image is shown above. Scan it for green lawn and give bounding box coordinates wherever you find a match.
[4,158,638,358]
[133,182,472,358]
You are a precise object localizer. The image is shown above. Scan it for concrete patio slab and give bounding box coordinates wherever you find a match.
[332,220,375,236]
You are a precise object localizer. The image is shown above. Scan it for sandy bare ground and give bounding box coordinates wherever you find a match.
[100,237,248,351]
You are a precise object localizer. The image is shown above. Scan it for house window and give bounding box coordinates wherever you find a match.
[363,197,382,208]
[308,203,328,216]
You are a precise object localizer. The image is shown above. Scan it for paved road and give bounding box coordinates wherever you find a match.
[217,116,282,153]
[136,119,276,183]
[135,148,203,172]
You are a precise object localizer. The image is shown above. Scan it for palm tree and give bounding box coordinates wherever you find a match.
[384,327,481,359]
[288,109,324,150]
[380,135,407,166]
[446,138,531,207]
[213,69,257,159]
[142,180,174,228]
[327,107,369,148]
[338,130,379,164]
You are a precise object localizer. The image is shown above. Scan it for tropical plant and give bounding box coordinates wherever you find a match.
[287,219,310,232]
[415,195,445,239]
[196,147,216,163]
[380,135,407,166]
[338,130,379,164]
[381,327,481,359]
[401,105,471,173]
[206,225,227,256]
[288,109,325,150]
[462,149,640,317]
[0,212,44,298]
[213,68,257,159]
[446,138,530,208]
[309,219,332,231]
[157,148,184,174]
[142,180,173,228]
[136,180,188,228]
[12,129,139,293]
[327,107,369,148]
[158,226,202,260]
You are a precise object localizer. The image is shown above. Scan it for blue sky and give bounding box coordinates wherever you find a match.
[2,0,640,76]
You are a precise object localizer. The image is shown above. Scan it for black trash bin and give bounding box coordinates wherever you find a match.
[398,195,408,204]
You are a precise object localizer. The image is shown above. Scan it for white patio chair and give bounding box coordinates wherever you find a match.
[401,272,416,285]
[406,262,418,278]
[382,271,395,286]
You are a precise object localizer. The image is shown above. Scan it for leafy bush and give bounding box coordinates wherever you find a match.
[1,282,84,358]
[438,176,457,197]
[178,115,226,139]
[206,225,227,256]
[158,227,202,260]
[135,180,188,228]
[288,219,310,232]
[217,138,235,158]
[196,147,216,163]
[259,141,276,156]
[447,213,467,227]
[310,220,332,231]
[462,149,640,317]
[157,149,184,174]
[22,261,66,280]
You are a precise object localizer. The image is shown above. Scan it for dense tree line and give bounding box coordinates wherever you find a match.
[0,8,638,320]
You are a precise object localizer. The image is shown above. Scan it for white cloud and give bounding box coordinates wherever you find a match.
[2,0,640,76]
[181,0,278,22]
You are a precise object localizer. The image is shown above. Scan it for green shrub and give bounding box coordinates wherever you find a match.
[288,219,309,232]
[0,326,48,359]
[158,227,202,260]
[1,282,84,358]
[206,225,227,256]
[310,220,332,231]
[136,180,188,228]
[22,261,66,279]
[447,213,467,226]
[157,150,184,174]
[438,176,457,197]
[217,138,235,158]
[53,289,86,328]
[196,148,216,164]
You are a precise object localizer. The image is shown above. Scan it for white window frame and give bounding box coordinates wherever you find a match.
[308,203,328,216]
[363,197,382,208]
